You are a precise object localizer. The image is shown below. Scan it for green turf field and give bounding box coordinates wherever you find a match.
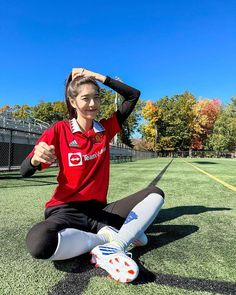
[0,158,235,295]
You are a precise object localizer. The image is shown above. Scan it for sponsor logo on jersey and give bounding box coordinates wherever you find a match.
[83,147,106,161]
[68,147,106,167]
[68,152,83,166]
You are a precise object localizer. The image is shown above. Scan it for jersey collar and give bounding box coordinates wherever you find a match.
[70,118,105,134]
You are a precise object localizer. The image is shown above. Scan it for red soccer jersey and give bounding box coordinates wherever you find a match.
[27,112,121,208]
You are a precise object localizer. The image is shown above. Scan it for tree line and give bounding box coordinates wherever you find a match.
[140,93,235,155]
[0,88,235,154]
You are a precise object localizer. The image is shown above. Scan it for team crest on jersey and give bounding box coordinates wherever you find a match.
[92,133,103,144]
[68,152,83,166]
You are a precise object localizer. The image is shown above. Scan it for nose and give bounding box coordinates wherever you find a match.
[89,99,95,107]
[89,98,98,107]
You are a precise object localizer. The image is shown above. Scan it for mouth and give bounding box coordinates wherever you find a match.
[85,109,98,113]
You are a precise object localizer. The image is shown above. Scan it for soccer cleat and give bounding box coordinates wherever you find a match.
[98,226,148,247]
[90,243,139,283]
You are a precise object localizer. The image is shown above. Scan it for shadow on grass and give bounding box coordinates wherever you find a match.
[50,254,106,295]
[0,174,58,188]
[132,223,199,284]
[54,205,218,275]
[0,178,58,188]
[191,161,219,165]
[53,224,199,274]
[49,204,232,294]
[50,224,199,294]
[0,174,57,180]
[157,205,231,224]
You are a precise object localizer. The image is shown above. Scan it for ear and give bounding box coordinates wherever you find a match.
[69,97,76,109]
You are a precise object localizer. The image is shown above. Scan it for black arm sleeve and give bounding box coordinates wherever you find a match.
[103,76,141,127]
[20,157,41,178]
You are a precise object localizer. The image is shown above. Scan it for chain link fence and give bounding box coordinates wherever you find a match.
[1,124,234,172]
[0,127,42,171]
[155,150,235,158]
[110,144,156,163]
[0,127,157,172]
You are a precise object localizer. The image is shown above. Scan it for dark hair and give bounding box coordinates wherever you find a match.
[65,73,100,119]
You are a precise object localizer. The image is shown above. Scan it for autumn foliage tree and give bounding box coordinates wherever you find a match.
[191,99,221,149]
[140,100,161,150]
[0,105,12,113]
[140,92,196,152]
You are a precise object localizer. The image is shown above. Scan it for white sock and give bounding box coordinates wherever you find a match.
[48,228,107,261]
[114,193,164,249]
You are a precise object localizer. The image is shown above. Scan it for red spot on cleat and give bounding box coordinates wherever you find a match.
[109,259,113,264]
[126,278,131,282]
[128,269,135,275]
[124,261,130,266]
[116,269,120,272]
[115,257,119,263]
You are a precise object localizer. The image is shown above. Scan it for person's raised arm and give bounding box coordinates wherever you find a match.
[103,77,140,126]
[72,68,141,126]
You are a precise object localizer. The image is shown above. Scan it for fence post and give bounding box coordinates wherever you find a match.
[8,129,13,171]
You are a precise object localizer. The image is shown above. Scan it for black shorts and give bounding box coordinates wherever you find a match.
[26,186,164,259]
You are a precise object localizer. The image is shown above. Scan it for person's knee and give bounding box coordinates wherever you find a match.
[26,221,58,259]
[148,185,165,199]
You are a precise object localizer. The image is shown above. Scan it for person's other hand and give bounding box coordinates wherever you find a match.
[31,142,56,166]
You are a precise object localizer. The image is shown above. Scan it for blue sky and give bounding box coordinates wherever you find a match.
[0,0,235,107]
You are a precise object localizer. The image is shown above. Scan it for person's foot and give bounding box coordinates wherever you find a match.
[98,226,148,247]
[90,242,139,283]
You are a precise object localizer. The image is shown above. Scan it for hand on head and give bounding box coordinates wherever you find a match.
[72,68,96,80]
[72,68,85,80]
[71,68,106,83]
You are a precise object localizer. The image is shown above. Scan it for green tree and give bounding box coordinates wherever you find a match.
[52,101,68,121]
[98,88,141,147]
[156,92,196,151]
[12,104,32,119]
[140,92,196,152]
[209,99,236,153]
[31,101,55,123]
[31,101,68,123]
[98,88,116,119]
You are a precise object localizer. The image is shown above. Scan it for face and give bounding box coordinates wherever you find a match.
[69,83,100,121]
